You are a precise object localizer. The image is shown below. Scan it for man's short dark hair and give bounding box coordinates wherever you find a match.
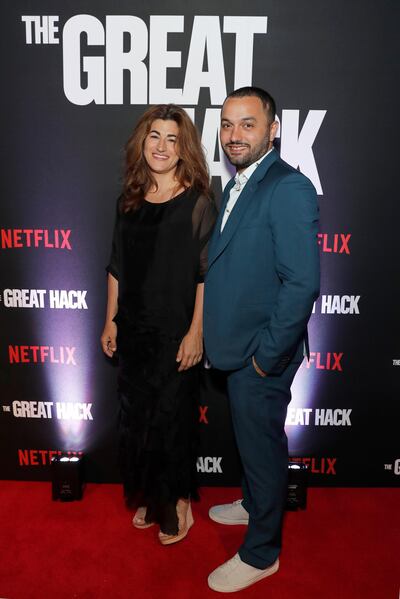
[225,86,276,123]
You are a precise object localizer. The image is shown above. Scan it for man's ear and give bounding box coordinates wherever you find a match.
[269,120,279,142]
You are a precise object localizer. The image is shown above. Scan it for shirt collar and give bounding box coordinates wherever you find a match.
[235,147,274,185]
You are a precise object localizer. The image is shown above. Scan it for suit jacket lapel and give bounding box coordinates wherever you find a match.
[207,178,235,263]
[208,149,279,268]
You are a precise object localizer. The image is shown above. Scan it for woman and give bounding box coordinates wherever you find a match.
[101,104,216,545]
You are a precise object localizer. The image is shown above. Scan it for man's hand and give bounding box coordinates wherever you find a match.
[252,356,267,377]
[101,321,117,358]
[176,329,203,371]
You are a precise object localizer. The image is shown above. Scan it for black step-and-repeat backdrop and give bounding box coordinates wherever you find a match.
[1,1,399,487]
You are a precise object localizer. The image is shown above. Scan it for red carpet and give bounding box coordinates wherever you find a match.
[0,483,398,599]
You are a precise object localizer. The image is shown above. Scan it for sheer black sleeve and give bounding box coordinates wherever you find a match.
[106,197,122,281]
[192,194,218,282]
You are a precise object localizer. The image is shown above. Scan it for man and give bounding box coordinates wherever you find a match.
[203,87,320,593]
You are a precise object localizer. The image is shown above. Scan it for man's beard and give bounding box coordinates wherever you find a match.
[223,138,270,170]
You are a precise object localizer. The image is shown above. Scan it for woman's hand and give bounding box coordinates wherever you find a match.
[176,328,203,371]
[101,321,117,358]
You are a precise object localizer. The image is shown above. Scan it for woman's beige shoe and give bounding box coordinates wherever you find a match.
[132,506,154,529]
[158,502,194,545]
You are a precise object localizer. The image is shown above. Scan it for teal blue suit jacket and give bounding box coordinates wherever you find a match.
[204,149,320,374]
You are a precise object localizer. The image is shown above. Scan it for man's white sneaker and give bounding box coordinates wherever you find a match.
[208,499,249,525]
[208,553,279,593]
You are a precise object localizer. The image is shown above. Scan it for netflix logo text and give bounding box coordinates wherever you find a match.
[290,457,337,475]
[18,449,83,467]
[8,345,76,365]
[303,352,344,371]
[1,228,72,250]
[317,233,351,254]
[199,405,208,424]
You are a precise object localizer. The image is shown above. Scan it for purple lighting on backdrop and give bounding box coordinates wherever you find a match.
[46,359,89,449]
[29,254,95,453]
[45,312,93,452]
[286,313,325,454]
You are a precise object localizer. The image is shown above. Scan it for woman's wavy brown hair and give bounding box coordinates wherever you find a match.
[122,104,211,212]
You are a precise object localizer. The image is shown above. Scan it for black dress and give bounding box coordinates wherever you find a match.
[107,188,217,533]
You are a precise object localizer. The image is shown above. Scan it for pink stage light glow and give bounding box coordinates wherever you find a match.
[286,314,325,454]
